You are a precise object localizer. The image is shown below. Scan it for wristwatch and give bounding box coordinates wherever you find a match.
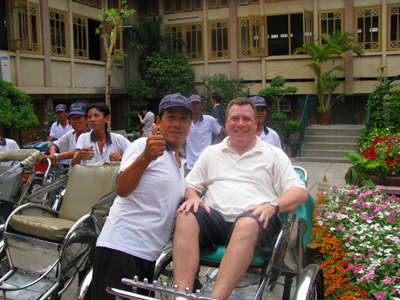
[54,153,59,161]
[270,200,279,215]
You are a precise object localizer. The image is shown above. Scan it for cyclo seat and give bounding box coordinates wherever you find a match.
[7,161,120,242]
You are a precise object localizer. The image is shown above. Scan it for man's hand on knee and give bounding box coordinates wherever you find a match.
[244,204,275,229]
[177,197,211,214]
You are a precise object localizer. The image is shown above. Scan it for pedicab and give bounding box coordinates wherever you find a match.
[0,161,120,300]
[106,167,324,300]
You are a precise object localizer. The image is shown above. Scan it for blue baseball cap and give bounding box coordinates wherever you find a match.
[189,94,202,103]
[55,104,68,112]
[69,103,87,116]
[249,96,268,108]
[159,93,192,113]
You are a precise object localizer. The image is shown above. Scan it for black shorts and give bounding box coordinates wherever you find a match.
[90,247,155,300]
[190,207,282,255]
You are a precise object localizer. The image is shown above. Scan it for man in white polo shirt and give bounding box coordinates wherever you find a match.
[249,96,282,149]
[91,93,192,300]
[185,94,222,173]
[47,104,72,141]
[0,137,19,166]
[71,102,130,167]
[41,103,91,168]
[173,97,308,300]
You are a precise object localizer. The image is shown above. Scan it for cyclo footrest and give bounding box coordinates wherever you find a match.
[108,276,217,300]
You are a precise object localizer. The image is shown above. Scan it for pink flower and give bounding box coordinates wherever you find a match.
[376,292,386,300]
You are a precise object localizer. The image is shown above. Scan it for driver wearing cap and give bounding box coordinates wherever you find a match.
[90,93,192,300]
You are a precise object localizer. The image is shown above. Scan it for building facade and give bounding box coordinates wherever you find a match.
[0,0,132,145]
[1,0,400,144]
[139,0,400,123]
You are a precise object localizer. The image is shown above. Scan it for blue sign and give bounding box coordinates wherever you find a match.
[1,56,9,60]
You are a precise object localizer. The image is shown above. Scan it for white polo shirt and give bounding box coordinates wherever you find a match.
[260,125,282,149]
[49,121,73,140]
[75,131,131,165]
[186,115,222,170]
[0,138,20,166]
[97,137,187,261]
[54,128,91,166]
[142,111,155,133]
[186,136,306,222]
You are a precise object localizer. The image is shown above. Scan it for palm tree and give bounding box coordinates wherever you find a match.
[293,31,364,113]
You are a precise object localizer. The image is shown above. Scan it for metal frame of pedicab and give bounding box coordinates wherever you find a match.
[0,162,120,300]
[106,166,324,300]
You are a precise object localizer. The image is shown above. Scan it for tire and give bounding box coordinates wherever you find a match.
[307,272,324,300]
[154,256,174,300]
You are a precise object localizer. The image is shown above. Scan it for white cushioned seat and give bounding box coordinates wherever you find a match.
[8,162,120,241]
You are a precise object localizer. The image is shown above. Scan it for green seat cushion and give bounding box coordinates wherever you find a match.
[9,215,75,242]
[200,247,270,268]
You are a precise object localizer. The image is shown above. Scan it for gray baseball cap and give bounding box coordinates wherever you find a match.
[249,96,268,108]
[159,93,192,112]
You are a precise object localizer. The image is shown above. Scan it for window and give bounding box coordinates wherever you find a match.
[267,12,312,56]
[209,0,229,9]
[165,0,202,14]
[319,10,344,37]
[389,5,400,50]
[49,9,67,57]
[141,0,159,16]
[355,7,380,51]
[7,1,40,53]
[73,16,88,59]
[165,22,203,60]
[238,0,259,5]
[73,15,101,60]
[72,0,102,9]
[273,99,291,112]
[238,11,312,57]
[209,19,230,59]
[238,15,266,57]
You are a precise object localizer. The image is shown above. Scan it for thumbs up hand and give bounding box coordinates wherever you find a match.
[143,123,166,161]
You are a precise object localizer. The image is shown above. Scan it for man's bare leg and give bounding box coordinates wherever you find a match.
[210,217,259,300]
[173,212,200,292]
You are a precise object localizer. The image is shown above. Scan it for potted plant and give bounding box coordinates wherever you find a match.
[258,76,300,156]
[293,31,364,124]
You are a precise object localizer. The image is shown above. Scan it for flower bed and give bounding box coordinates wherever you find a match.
[362,133,400,177]
[311,185,400,299]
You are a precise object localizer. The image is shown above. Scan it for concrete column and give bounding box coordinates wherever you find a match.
[344,0,354,95]
[229,0,237,79]
[203,0,209,76]
[381,0,387,67]
[68,0,75,88]
[40,0,52,87]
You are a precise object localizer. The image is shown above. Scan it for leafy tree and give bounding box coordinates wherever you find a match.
[367,66,400,133]
[125,78,151,132]
[258,76,299,143]
[0,78,39,138]
[201,74,252,113]
[293,31,363,113]
[258,76,297,113]
[140,52,197,98]
[96,0,136,129]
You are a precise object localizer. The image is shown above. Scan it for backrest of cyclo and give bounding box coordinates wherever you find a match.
[58,161,120,222]
[0,166,24,202]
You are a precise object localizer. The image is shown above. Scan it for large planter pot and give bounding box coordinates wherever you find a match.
[370,175,400,186]
[283,141,298,157]
[318,113,332,125]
